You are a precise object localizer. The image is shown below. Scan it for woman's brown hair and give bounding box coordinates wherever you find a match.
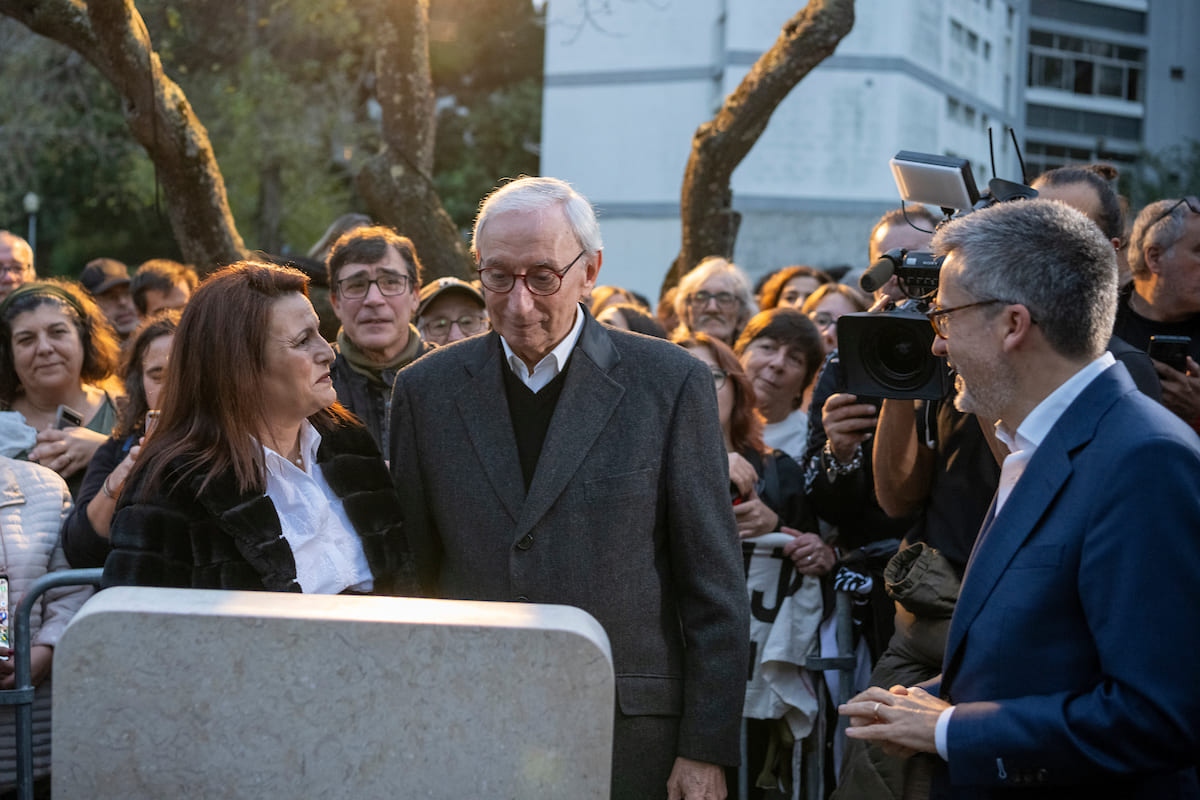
[672,331,766,458]
[758,265,833,310]
[131,261,353,498]
[114,310,181,438]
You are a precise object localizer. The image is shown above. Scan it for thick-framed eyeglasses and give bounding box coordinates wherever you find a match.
[336,272,414,299]
[1146,196,1200,230]
[0,264,29,277]
[710,367,728,389]
[689,290,741,311]
[421,314,488,341]
[476,250,585,296]
[926,298,1030,338]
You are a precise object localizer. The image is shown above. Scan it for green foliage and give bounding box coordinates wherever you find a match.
[1121,139,1200,212]
[0,0,546,269]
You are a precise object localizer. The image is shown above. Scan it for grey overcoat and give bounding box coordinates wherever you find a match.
[389,310,749,770]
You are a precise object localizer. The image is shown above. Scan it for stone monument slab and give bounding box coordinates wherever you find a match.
[53,589,613,798]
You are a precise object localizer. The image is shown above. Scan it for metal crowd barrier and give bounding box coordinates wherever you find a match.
[0,568,103,800]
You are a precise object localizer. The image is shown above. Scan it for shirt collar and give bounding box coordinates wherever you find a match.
[995,352,1116,452]
[261,419,322,476]
[500,302,586,384]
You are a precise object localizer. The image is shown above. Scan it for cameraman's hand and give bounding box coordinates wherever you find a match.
[868,275,906,312]
[1155,356,1200,423]
[823,392,878,463]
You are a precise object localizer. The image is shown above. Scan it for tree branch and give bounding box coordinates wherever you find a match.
[666,0,855,293]
[0,0,247,269]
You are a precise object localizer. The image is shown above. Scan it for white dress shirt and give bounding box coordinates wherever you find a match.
[500,303,586,392]
[262,421,374,594]
[934,352,1116,760]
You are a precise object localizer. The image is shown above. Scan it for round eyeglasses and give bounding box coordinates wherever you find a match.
[476,250,585,296]
[689,290,741,311]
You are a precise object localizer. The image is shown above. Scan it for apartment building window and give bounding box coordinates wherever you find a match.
[1028,30,1144,102]
[1025,141,1137,177]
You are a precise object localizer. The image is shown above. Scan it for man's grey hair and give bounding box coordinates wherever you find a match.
[1128,198,1192,280]
[673,256,758,331]
[932,199,1117,361]
[472,177,602,259]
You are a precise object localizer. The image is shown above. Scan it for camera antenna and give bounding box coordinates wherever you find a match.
[988,128,997,181]
[1010,127,1029,185]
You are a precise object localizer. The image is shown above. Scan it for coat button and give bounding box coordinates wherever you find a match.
[516,533,534,550]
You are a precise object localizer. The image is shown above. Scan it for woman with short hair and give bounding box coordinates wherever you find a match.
[102,262,415,596]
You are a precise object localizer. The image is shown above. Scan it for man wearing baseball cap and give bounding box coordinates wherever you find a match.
[416,277,489,347]
[80,257,138,338]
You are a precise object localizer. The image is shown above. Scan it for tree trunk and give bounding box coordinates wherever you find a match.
[664,0,855,295]
[356,0,473,281]
[0,0,248,271]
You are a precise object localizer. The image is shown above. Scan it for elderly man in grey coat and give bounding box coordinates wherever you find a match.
[390,176,749,800]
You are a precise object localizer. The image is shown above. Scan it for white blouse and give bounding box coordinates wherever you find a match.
[261,421,374,594]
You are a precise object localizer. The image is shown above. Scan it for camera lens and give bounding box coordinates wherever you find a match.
[862,317,937,391]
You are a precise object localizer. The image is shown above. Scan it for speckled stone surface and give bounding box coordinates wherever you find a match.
[53,588,613,798]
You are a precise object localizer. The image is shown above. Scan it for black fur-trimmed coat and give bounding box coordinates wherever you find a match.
[101,418,416,596]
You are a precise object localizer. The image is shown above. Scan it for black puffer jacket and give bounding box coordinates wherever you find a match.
[330,337,431,462]
[101,418,416,596]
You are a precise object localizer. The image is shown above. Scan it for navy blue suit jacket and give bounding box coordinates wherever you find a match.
[925,364,1200,798]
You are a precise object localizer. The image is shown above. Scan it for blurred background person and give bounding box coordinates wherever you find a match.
[102,262,414,595]
[801,284,870,355]
[131,259,199,319]
[416,277,489,347]
[0,281,121,497]
[656,286,679,333]
[758,265,834,311]
[676,331,829,799]
[733,308,824,462]
[326,226,429,461]
[307,212,372,265]
[79,258,138,340]
[0,232,35,302]
[597,302,668,339]
[673,255,756,346]
[61,311,179,569]
[588,285,640,318]
[0,456,93,797]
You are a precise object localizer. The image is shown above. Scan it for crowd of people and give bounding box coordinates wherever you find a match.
[0,165,1197,800]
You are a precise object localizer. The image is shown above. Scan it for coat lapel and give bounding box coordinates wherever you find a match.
[514,314,624,538]
[454,334,526,523]
[941,366,1129,687]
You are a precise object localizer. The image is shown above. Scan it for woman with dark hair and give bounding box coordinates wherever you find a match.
[733,308,825,462]
[596,302,669,339]
[61,311,179,567]
[0,280,121,496]
[102,262,415,596]
[674,331,830,799]
[758,265,833,311]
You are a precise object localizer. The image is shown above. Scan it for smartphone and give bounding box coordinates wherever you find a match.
[55,404,84,429]
[1148,335,1191,374]
[0,575,9,659]
[144,409,161,437]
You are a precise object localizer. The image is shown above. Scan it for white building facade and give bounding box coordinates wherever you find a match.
[542,0,1026,297]
[542,0,1197,299]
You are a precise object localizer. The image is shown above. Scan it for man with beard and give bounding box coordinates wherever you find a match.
[840,199,1200,798]
[672,256,756,346]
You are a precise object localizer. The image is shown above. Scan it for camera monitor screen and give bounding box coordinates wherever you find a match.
[890,151,979,211]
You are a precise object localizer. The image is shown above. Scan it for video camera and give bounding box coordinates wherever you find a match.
[837,149,1037,400]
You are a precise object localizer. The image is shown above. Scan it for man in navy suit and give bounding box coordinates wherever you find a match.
[839,198,1200,797]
